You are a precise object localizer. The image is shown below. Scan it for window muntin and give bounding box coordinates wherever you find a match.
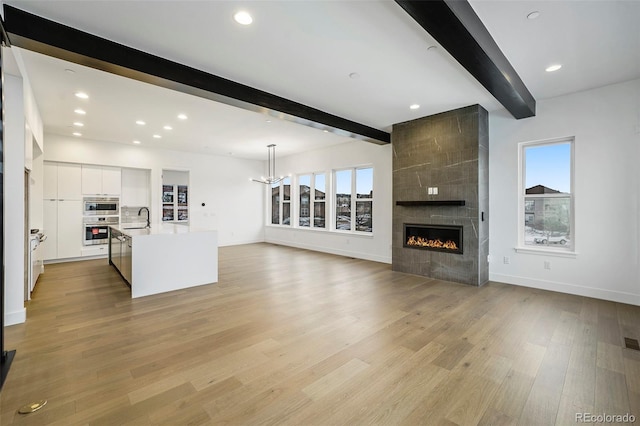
[521,140,573,250]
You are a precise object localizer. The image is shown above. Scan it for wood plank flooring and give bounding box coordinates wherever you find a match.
[1,243,638,425]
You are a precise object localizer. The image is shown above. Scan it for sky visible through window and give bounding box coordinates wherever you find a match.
[336,168,373,194]
[525,143,571,193]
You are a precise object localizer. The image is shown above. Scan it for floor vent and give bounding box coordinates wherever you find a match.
[624,337,640,351]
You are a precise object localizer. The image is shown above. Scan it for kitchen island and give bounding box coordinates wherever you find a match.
[109,223,218,298]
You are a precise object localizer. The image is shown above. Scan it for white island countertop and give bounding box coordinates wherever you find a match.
[109,223,218,298]
[111,222,211,236]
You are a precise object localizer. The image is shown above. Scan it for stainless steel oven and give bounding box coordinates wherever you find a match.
[83,216,119,245]
[83,197,119,216]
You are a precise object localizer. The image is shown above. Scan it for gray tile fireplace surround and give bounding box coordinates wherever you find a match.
[392,105,489,286]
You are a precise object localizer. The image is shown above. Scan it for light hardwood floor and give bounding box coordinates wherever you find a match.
[1,243,639,425]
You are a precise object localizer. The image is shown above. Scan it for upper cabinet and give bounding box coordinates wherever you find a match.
[44,162,82,200]
[82,165,121,196]
[121,168,151,207]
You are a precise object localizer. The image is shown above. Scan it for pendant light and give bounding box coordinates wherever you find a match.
[251,144,284,184]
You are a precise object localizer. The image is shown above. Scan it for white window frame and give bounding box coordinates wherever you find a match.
[333,166,373,234]
[269,177,292,227]
[297,173,327,229]
[516,137,576,257]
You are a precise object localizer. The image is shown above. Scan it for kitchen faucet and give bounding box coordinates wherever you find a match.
[138,207,150,228]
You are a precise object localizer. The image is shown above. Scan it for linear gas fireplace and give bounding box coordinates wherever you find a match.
[403,224,463,255]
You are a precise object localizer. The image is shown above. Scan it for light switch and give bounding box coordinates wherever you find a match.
[433,187,438,195]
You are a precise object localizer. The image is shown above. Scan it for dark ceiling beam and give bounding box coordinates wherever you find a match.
[2,5,390,144]
[395,0,536,119]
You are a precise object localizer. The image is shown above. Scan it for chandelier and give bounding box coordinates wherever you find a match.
[251,144,284,185]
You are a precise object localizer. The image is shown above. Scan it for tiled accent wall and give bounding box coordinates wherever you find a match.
[392,105,489,286]
[120,206,150,225]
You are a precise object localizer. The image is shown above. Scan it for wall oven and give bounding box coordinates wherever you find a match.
[83,216,119,245]
[83,197,119,216]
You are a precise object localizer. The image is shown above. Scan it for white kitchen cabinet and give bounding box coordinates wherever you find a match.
[42,199,58,261]
[121,168,150,207]
[82,165,121,195]
[44,162,82,200]
[57,163,82,200]
[43,162,58,199]
[57,200,83,258]
[43,162,83,261]
[43,199,82,260]
[81,245,108,257]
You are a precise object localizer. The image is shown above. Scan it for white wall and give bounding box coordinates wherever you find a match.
[4,74,27,325]
[489,79,640,305]
[264,140,393,264]
[44,134,266,247]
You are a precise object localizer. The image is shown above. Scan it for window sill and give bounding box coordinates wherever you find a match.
[514,246,577,258]
[266,224,374,237]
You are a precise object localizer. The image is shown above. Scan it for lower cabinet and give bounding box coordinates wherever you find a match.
[43,199,83,261]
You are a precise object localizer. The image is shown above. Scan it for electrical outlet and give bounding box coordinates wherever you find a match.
[544,261,551,270]
[487,254,492,263]
[503,256,510,264]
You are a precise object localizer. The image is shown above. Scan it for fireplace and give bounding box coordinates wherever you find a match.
[403,224,463,255]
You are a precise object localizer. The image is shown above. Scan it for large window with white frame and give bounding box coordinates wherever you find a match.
[334,167,373,233]
[298,173,326,228]
[520,138,574,251]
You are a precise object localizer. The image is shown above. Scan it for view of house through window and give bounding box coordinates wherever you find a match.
[271,168,370,233]
[314,173,326,228]
[271,177,292,226]
[335,167,373,233]
[522,140,573,249]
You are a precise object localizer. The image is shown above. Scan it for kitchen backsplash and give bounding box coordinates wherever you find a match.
[120,206,150,224]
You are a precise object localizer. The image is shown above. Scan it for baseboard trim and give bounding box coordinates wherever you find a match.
[5,308,27,326]
[265,238,391,264]
[490,272,640,306]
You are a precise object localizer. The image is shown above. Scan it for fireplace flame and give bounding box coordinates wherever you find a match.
[407,235,459,250]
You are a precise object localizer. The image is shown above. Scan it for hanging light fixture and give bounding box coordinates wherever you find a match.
[251,144,284,184]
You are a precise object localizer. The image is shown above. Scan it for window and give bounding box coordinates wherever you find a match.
[299,175,311,227]
[270,177,291,226]
[335,170,352,230]
[314,173,326,228]
[520,139,573,251]
[334,167,373,233]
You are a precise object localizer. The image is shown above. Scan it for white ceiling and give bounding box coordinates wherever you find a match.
[5,0,640,161]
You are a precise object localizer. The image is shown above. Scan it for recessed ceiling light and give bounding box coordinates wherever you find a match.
[349,72,360,79]
[410,104,420,110]
[74,108,86,115]
[65,69,75,74]
[545,64,562,72]
[427,45,438,51]
[177,114,187,120]
[72,132,82,137]
[163,125,173,130]
[153,134,161,139]
[527,11,541,20]
[266,119,272,123]
[73,122,84,127]
[75,92,89,99]
[133,140,141,145]
[136,120,146,125]
[234,11,253,25]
